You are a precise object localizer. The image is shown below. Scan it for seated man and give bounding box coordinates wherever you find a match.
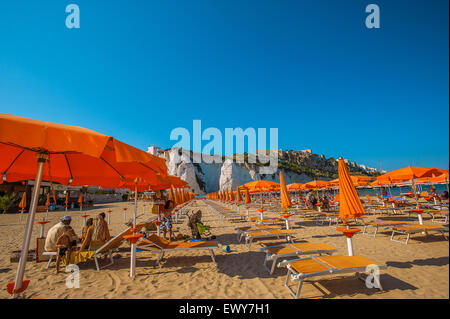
[45,216,73,252]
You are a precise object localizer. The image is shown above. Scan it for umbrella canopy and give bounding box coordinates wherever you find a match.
[149,175,189,191]
[304,180,330,189]
[280,172,292,209]
[240,180,280,191]
[0,114,167,187]
[418,173,449,184]
[338,158,366,220]
[329,176,374,187]
[287,183,304,191]
[377,166,449,183]
[0,113,168,296]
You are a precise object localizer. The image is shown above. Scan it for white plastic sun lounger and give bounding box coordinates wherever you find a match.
[259,242,339,275]
[44,224,145,271]
[390,224,449,244]
[362,220,409,237]
[137,234,219,264]
[235,225,281,242]
[243,229,296,250]
[278,255,386,299]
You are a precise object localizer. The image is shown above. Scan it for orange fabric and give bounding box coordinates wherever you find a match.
[236,187,243,202]
[377,166,449,183]
[418,173,449,184]
[304,180,330,189]
[279,172,292,209]
[45,193,50,206]
[244,187,251,204]
[174,188,180,206]
[338,158,365,219]
[229,188,235,201]
[240,180,280,191]
[330,176,374,187]
[0,114,168,187]
[18,192,26,209]
[287,183,304,190]
[77,192,83,204]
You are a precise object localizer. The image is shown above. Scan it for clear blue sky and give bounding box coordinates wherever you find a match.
[0,0,448,171]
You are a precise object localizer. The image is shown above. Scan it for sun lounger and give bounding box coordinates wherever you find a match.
[426,210,449,224]
[362,220,409,237]
[235,225,281,241]
[243,229,296,250]
[44,224,145,271]
[390,224,449,244]
[248,216,285,225]
[278,255,386,299]
[260,242,339,275]
[137,234,219,264]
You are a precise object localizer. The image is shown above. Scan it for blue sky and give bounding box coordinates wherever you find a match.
[0,0,448,171]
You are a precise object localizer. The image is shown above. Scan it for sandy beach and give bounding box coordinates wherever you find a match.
[0,199,448,299]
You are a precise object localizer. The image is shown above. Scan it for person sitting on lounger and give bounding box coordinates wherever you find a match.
[81,218,94,243]
[45,216,73,252]
[79,216,111,252]
[160,200,174,241]
[55,226,74,274]
[441,191,449,201]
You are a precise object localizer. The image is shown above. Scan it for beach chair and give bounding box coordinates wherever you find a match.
[362,220,409,237]
[260,242,339,275]
[278,255,386,299]
[235,225,281,241]
[137,234,219,264]
[427,210,449,224]
[390,224,449,244]
[248,216,285,225]
[243,229,296,250]
[43,224,145,271]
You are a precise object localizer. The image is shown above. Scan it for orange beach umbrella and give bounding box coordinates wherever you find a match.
[338,158,366,220]
[337,158,366,256]
[0,113,168,296]
[236,187,243,202]
[244,187,251,204]
[18,192,26,210]
[280,172,292,209]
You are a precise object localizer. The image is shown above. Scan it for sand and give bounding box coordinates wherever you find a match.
[0,199,448,299]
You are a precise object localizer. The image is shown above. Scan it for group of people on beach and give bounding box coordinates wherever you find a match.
[43,196,180,274]
[44,213,111,274]
[304,190,332,211]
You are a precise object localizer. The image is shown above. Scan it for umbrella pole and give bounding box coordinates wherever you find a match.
[134,184,138,228]
[346,237,354,256]
[12,154,47,298]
